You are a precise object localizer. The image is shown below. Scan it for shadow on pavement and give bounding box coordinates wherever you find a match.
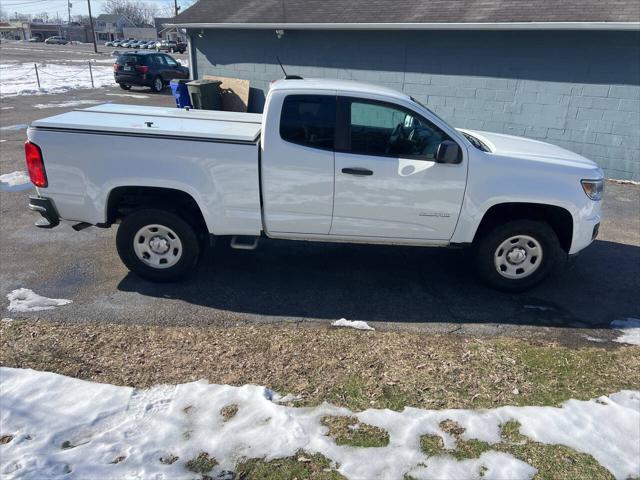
[118,239,639,328]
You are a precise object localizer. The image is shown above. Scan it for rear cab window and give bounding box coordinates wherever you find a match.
[280,95,336,150]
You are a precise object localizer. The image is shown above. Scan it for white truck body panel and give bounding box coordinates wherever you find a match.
[260,87,337,235]
[27,79,603,257]
[28,105,264,235]
[450,129,603,254]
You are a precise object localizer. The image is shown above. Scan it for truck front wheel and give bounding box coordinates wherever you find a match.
[474,220,562,292]
[116,209,200,282]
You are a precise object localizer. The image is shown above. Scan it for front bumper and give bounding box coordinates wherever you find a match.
[28,196,59,229]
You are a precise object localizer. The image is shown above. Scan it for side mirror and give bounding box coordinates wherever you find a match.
[435,140,461,164]
[176,60,181,65]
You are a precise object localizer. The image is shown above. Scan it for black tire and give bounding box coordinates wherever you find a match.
[116,209,200,282]
[119,83,131,90]
[151,76,164,93]
[474,220,563,292]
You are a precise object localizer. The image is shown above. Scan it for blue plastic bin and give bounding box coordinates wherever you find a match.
[170,79,192,108]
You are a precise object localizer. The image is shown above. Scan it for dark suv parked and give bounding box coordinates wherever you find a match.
[156,40,187,54]
[114,51,189,92]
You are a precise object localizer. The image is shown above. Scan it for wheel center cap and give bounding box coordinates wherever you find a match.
[149,236,170,254]
[507,247,527,265]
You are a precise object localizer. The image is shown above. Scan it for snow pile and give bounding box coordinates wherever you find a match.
[0,171,31,192]
[34,100,101,109]
[0,62,116,98]
[1,368,638,480]
[105,92,149,99]
[331,318,375,331]
[6,288,72,312]
[611,318,640,346]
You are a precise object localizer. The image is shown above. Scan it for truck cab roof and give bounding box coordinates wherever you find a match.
[269,78,411,102]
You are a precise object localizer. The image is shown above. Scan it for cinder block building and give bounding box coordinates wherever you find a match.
[171,0,640,180]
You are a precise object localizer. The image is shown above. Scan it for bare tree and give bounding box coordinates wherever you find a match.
[157,0,197,18]
[102,0,158,26]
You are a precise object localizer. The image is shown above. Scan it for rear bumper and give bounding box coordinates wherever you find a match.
[114,74,152,86]
[28,196,59,229]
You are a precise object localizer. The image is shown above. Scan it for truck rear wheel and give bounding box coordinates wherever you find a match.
[116,209,200,282]
[474,220,562,292]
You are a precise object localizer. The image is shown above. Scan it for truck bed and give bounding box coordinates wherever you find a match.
[28,104,263,236]
[32,104,263,143]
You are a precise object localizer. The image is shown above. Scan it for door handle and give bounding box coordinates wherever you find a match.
[342,167,373,176]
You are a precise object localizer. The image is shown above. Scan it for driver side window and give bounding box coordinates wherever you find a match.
[348,100,449,159]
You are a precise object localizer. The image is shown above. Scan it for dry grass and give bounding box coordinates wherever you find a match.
[1,320,638,412]
[321,416,389,448]
[185,451,218,474]
[220,403,239,422]
[416,420,614,480]
[236,451,345,479]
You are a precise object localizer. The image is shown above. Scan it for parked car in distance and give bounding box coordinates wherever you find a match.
[142,40,157,49]
[44,36,68,45]
[113,51,189,92]
[25,79,604,290]
[28,37,42,42]
[119,39,136,48]
[104,40,114,47]
[156,40,186,53]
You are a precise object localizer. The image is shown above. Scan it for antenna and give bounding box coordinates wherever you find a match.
[276,56,303,80]
[276,56,288,77]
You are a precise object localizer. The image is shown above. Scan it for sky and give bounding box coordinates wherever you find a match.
[1,0,195,21]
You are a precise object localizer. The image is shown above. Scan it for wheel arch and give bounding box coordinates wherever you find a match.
[106,186,208,236]
[473,202,574,253]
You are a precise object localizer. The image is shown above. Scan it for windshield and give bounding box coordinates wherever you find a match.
[410,96,451,126]
[411,96,492,152]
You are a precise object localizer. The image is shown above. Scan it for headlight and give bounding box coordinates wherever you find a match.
[581,179,604,201]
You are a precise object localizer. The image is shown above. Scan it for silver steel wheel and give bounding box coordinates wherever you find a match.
[493,234,543,279]
[133,224,183,269]
[154,77,163,91]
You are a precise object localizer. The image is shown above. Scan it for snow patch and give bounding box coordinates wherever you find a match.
[0,171,31,192]
[0,63,116,98]
[0,124,27,131]
[611,318,640,346]
[105,93,150,99]
[6,288,72,312]
[583,335,606,343]
[607,178,640,185]
[34,100,101,109]
[0,368,638,480]
[331,318,375,331]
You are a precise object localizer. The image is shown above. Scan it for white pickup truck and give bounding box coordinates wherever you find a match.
[25,78,603,291]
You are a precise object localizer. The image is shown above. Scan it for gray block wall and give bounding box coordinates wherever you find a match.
[190,29,640,180]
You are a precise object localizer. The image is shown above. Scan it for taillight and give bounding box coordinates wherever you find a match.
[25,141,47,188]
[135,65,149,73]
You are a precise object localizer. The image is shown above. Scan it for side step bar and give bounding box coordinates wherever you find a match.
[230,235,259,250]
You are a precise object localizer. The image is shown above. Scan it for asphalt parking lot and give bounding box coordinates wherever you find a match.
[1,42,638,342]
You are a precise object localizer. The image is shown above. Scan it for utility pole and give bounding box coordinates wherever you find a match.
[86,0,97,53]
[67,0,71,24]
[174,0,180,17]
